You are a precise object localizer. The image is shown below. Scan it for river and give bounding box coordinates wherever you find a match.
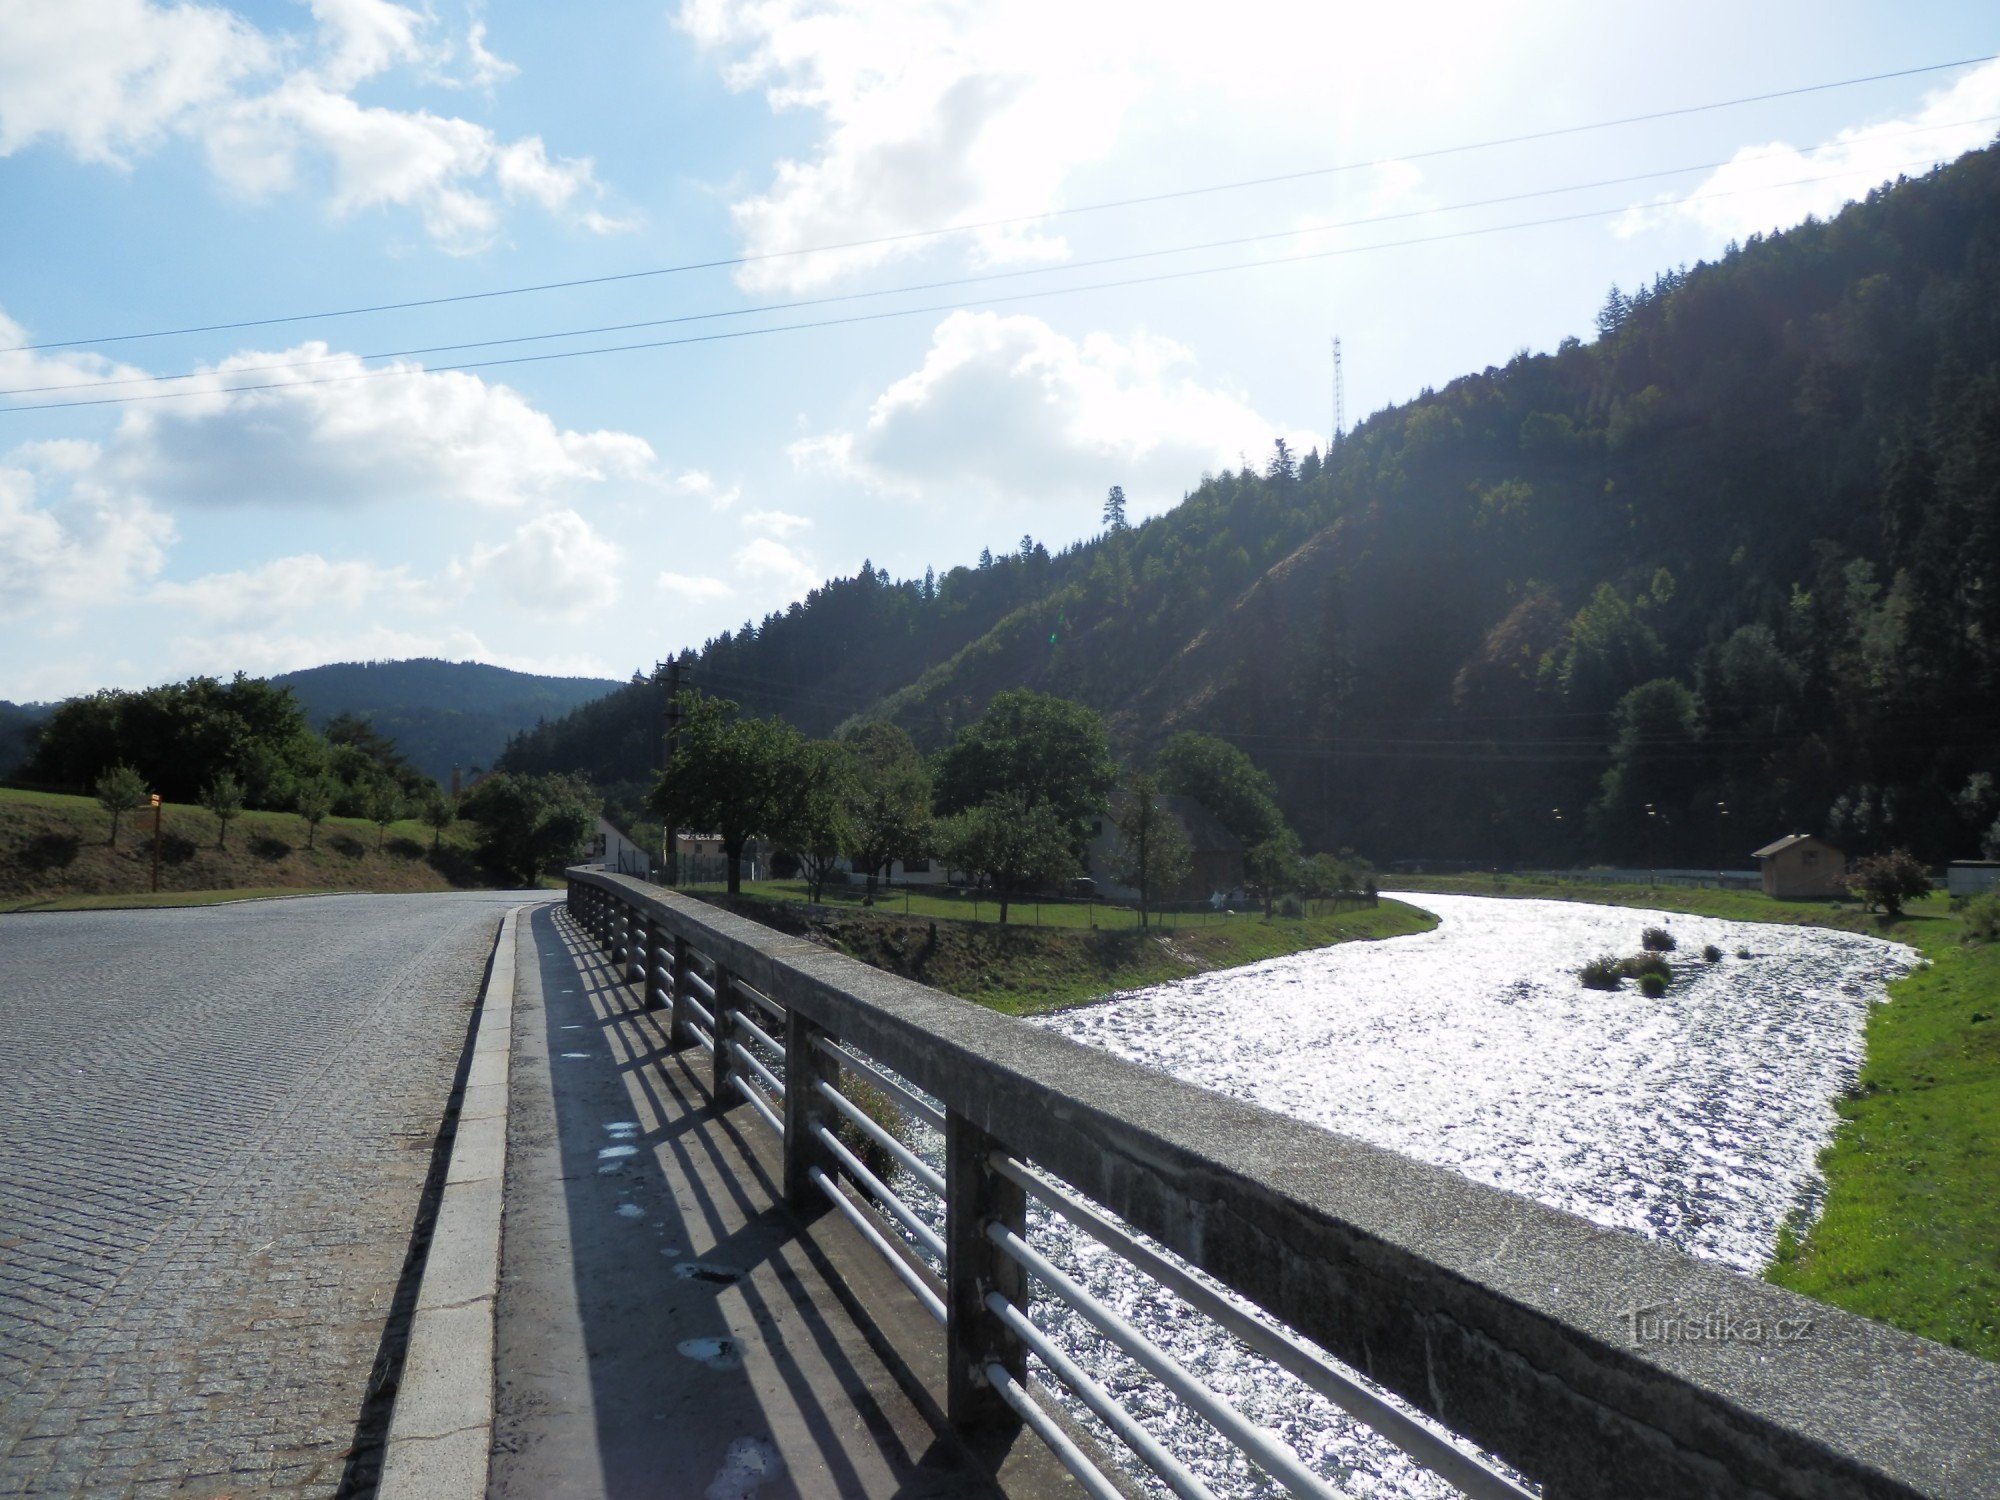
[1016,892,1916,1498]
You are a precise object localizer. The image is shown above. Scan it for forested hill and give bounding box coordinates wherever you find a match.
[502,142,2000,867]
[275,658,621,782]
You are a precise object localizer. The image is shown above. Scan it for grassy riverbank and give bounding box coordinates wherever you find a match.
[1394,873,1999,1361]
[697,886,1437,1014]
[0,786,490,910]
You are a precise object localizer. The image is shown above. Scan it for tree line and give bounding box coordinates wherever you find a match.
[653,686,1371,923]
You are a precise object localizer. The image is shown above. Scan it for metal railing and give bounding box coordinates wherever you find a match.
[565,869,2000,1500]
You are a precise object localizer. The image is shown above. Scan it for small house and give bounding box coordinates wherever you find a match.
[1948,860,2000,897]
[1753,834,1846,899]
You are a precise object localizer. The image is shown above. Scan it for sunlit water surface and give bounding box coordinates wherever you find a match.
[989,894,1914,1498]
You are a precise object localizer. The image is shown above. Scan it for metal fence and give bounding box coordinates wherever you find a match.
[566,868,1999,1500]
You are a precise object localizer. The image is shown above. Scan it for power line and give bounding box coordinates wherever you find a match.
[31,123,1989,400]
[4,148,1967,415]
[5,53,1988,357]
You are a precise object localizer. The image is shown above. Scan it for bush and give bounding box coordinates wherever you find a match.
[1641,926,1677,952]
[1275,893,1305,918]
[1638,972,1668,998]
[1964,892,2000,946]
[832,1077,910,1180]
[1842,848,1933,918]
[1579,955,1624,990]
[1619,952,1671,983]
[1702,943,1723,963]
[1736,946,1753,960]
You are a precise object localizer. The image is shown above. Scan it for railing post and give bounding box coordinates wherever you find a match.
[945,1113,1028,1433]
[610,896,631,970]
[642,917,666,1012]
[782,1008,838,1212]
[668,935,693,1050]
[711,968,738,1102]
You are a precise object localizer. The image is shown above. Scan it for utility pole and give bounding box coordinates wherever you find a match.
[661,654,688,885]
[1331,335,1345,450]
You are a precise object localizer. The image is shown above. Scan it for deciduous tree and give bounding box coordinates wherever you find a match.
[1111,774,1192,927]
[94,764,146,847]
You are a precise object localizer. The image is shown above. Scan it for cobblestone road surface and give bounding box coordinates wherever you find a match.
[0,891,533,1499]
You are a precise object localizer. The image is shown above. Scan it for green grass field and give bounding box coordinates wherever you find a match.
[0,785,490,910]
[695,877,1370,931]
[1394,872,1999,1362]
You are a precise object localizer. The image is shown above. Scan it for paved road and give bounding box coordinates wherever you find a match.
[0,891,537,1499]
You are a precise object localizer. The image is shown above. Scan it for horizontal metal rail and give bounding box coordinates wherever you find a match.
[984,1290,1217,1500]
[812,1035,946,1133]
[728,1006,785,1060]
[809,1166,946,1324]
[816,1081,945,1198]
[733,1073,783,1137]
[814,1125,944,1262]
[730,1040,787,1103]
[995,1156,1532,1500]
[682,992,716,1032]
[734,976,784,1019]
[687,1022,716,1056]
[684,966,716,1003]
[988,1222,1343,1500]
[984,1361,1124,1500]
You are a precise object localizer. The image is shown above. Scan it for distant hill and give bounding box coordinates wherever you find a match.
[502,144,2000,867]
[274,659,623,783]
[0,701,52,776]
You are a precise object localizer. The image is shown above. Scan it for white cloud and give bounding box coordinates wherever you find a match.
[659,570,735,603]
[1619,59,2000,242]
[0,0,621,250]
[465,508,623,619]
[0,451,175,622]
[150,553,429,622]
[793,310,1312,513]
[105,343,658,508]
[678,0,1509,294]
[741,508,812,536]
[733,535,821,594]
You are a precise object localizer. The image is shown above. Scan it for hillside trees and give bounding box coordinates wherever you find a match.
[932,689,1116,841]
[1111,773,1192,927]
[840,721,932,896]
[461,772,599,886]
[650,694,807,894]
[935,794,1076,924]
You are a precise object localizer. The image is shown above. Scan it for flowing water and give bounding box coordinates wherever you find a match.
[1008,893,1915,1498]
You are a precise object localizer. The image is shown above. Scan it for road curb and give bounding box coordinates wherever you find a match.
[377,902,522,1500]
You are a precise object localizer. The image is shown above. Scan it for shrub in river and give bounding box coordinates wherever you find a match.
[1620,952,1672,984]
[1579,955,1624,990]
[1638,972,1668,998]
[1736,946,1753,960]
[1702,943,1723,963]
[1641,925,1677,952]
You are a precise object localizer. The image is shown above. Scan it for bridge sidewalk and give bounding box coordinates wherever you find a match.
[488,901,1081,1499]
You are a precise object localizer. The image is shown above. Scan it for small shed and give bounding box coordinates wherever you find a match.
[1753,834,1847,899]
[1948,860,2000,897]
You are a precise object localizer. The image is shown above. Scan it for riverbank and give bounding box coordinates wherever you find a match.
[695,890,1437,1014]
[0,786,490,910]
[1393,874,1998,1362]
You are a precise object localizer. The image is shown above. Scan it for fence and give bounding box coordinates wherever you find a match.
[566,867,1998,1500]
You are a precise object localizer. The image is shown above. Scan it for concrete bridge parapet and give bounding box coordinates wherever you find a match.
[566,868,2000,1500]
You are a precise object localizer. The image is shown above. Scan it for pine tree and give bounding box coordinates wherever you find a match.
[1102,484,1128,531]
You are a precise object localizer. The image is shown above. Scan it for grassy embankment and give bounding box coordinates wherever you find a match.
[693,878,1436,1015]
[1393,872,1999,1362]
[0,786,490,912]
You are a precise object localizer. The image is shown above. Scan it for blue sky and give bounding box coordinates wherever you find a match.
[2,0,1996,701]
